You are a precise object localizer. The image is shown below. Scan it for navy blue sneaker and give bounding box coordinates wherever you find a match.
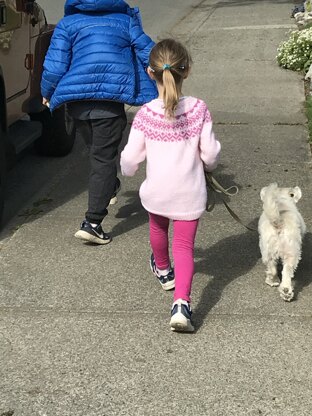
[109,177,121,205]
[74,220,111,245]
[150,253,175,291]
[170,299,194,332]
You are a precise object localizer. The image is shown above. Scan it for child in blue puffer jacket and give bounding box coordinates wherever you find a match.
[41,0,157,245]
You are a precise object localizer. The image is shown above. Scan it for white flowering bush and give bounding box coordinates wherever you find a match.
[277,27,312,72]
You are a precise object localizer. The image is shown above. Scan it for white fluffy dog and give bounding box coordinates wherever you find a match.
[258,183,306,301]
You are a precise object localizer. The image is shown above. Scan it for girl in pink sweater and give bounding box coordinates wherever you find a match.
[120,39,221,332]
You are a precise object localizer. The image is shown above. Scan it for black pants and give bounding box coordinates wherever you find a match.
[75,114,127,224]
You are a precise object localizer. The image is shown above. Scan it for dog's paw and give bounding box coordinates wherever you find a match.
[279,285,294,301]
[265,274,280,287]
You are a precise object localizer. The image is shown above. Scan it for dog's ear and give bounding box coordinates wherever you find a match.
[291,186,302,203]
[260,186,267,201]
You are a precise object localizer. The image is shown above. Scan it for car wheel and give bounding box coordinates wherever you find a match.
[0,123,6,228]
[30,106,75,157]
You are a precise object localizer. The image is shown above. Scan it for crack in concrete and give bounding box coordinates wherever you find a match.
[172,1,217,43]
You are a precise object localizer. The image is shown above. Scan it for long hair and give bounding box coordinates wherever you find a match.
[149,39,192,118]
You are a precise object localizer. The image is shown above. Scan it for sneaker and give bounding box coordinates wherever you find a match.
[109,177,121,205]
[150,253,175,291]
[74,220,111,245]
[170,299,194,332]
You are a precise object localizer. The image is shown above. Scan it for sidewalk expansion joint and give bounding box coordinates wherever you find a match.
[0,307,311,320]
[215,122,306,126]
[0,307,163,317]
[273,122,305,126]
[215,121,249,125]
[203,24,295,31]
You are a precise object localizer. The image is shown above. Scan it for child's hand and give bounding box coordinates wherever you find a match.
[42,97,50,108]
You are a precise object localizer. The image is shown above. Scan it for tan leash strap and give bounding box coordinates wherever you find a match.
[205,172,258,232]
[205,172,239,196]
[221,199,258,232]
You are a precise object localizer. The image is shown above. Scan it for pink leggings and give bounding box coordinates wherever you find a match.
[149,213,199,303]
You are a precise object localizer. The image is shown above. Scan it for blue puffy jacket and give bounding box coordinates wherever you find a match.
[41,0,157,111]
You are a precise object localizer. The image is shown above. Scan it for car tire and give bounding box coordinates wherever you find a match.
[0,123,6,228]
[30,106,75,157]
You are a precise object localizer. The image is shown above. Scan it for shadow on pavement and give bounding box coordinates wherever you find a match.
[111,191,148,238]
[193,228,312,330]
[294,231,312,298]
[193,223,260,329]
[0,122,134,241]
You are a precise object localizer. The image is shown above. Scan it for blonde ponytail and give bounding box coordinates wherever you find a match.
[162,68,179,118]
[149,39,192,119]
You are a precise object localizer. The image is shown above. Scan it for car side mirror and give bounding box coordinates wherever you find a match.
[16,0,35,14]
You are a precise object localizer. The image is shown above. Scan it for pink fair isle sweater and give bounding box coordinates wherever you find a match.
[120,96,221,221]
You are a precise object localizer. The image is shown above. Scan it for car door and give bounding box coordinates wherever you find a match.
[0,0,30,125]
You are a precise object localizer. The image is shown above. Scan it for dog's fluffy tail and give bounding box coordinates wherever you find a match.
[260,183,281,225]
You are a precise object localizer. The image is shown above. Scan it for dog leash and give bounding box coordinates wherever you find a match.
[205,172,258,232]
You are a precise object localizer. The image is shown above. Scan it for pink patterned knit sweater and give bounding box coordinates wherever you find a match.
[120,96,221,220]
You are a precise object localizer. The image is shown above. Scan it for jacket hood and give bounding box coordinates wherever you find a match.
[64,0,130,16]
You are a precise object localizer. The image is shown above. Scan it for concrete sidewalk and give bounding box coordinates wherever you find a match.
[1,1,312,415]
